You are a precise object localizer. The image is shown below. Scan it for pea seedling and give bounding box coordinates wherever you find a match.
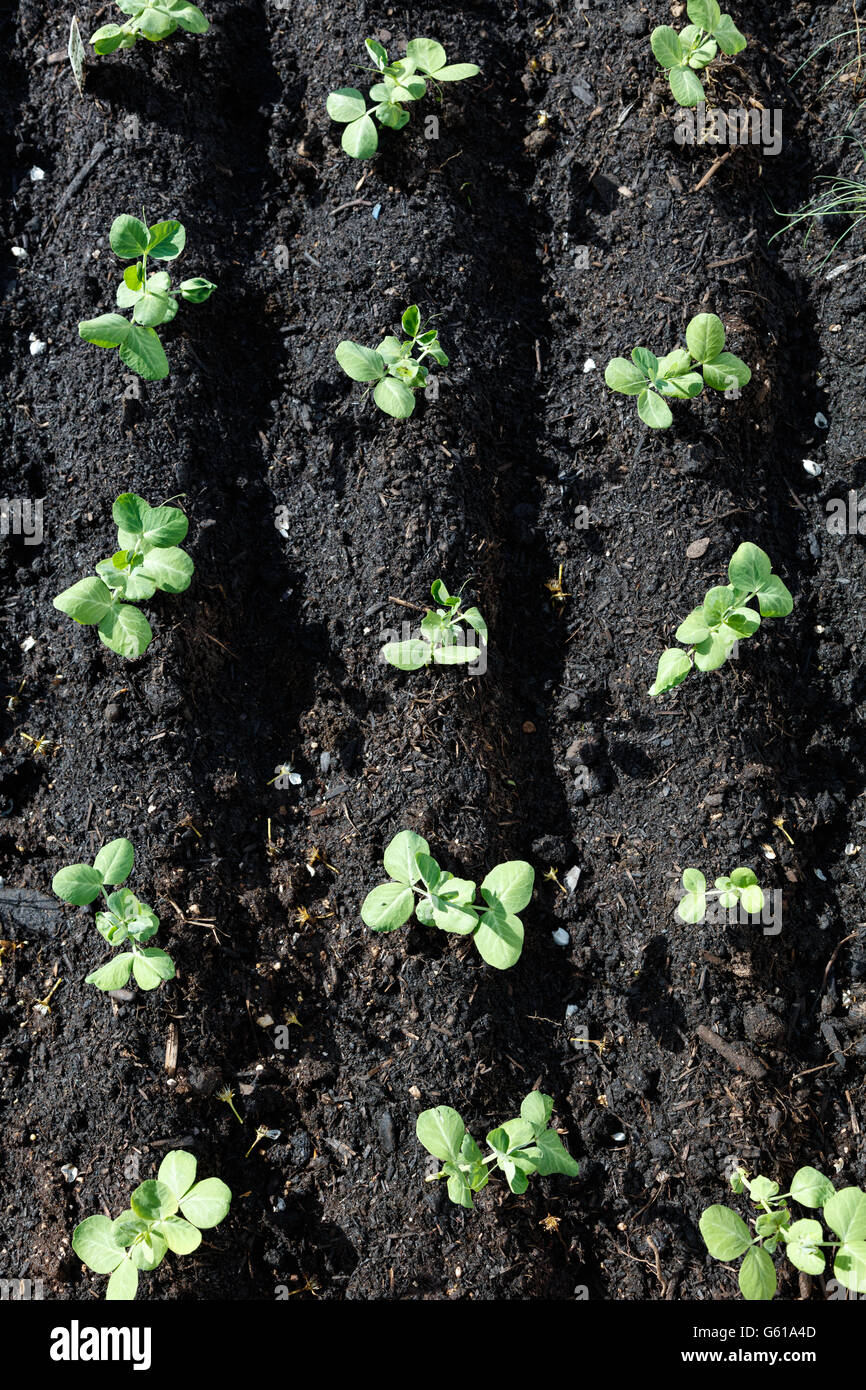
[327,37,479,159]
[79,215,215,381]
[604,313,750,428]
[700,1166,866,1300]
[651,0,746,108]
[52,837,175,992]
[90,1,208,55]
[72,1150,231,1300]
[335,305,447,419]
[416,1091,579,1209]
[361,830,534,969]
[382,580,487,670]
[649,543,793,696]
[53,493,193,659]
[676,866,763,923]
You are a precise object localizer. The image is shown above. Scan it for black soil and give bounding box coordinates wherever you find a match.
[1,0,864,1301]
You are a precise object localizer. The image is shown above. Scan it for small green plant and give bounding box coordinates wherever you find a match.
[651,1,746,108]
[700,1166,866,1300]
[90,1,208,55]
[327,37,479,159]
[72,1150,231,1300]
[53,493,193,659]
[79,215,215,381]
[335,305,447,419]
[52,837,175,992]
[382,580,487,670]
[416,1091,579,1209]
[361,830,534,969]
[676,866,763,923]
[604,312,750,429]
[649,543,793,696]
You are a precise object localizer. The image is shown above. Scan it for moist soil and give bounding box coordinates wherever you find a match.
[0,0,864,1301]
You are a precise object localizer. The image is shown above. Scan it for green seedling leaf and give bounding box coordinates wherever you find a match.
[131,947,175,990]
[178,1176,232,1228]
[637,388,673,429]
[727,541,772,593]
[97,603,153,658]
[669,64,705,105]
[675,608,710,644]
[139,547,194,593]
[52,863,105,905]
[755,574,793,618]
[650,26,685,68]
[146,219,186,259]
[131,1179,178,1223]
[480,861,534,915]
[699,1205,752,1259]
[474,908,524,969]
[738,1244,776,1301]
[114,494,189,549]
[342,114,378,158]
[405,38,447,73]
[154,1216,202,1255]
[834,1242,866,1294]
[179,276,216,303]
[417,1105,465,1162]
[360,882,415,931]
[110,214,149,258]
[373,376,416,418]
[790,1167,836,1209]
[86,954,135,990]
[823,1187,866,1243]
[72,1215,127,1273]
[686,313,726,364]
[649,647,692,696]
[688,0,722,28]
[520,1092,554,1131]
[383,830,429,884]
[93,838,134,886]
[106,1259,139,1301]
[702,352,751,391]
[713,12,747,54]
[129,1232,168,1271]
[327,87,367,122]
[783,1220,825,1276]
[335,340,385,382]
[525,1127,581,1177]
[381,639,432,670]
[53,576,113,625]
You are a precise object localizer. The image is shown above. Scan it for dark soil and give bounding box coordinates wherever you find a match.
[1,0,864,1302]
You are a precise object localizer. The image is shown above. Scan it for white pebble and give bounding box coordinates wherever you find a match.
[802,459,822,476]
[564,865,582,894]
[815,412,828,429]
[28,333,46,356]
[29,166,45,181]
[552,927,570,947]
[11,246,27,259]
[583,358,596,373]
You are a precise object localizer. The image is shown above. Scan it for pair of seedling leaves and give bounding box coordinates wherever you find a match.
[651,0,747,108]
[52,837,174,993]
[91,0,208,54]
[336,305,448,419]
[416,1092,579,1210]
[701,1167,866,1300]
[650,543,793,696]
[382,580,488,670]
[79,216,215,381]
[72,1150,231,1301]
[361,831,534,970]
[676,866,763,923]
[53,493,193,660]
[605,313,751,430]
[327,37,479,159]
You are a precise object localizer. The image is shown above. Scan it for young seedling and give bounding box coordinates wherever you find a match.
[51,837,175,992]
[361,830,534,969]
[676,866,763,923]
[416,1091,579,1209]
[651,1,746,108]
[79,215,215,381]
[700,1166,866,1300]
[335,305,447,419]
[649,543,793,696]
[90,1,208,55]
[604,313,750,429]
[382,580,487,670]
[327,37,479,159]
[72,1150,231,1300]
[53,492,193,659]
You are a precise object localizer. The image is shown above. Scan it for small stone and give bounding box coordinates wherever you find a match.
[552,928,570,947]
[104,703,123,724]
[686,537,710,559]
[621,9,648,37]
